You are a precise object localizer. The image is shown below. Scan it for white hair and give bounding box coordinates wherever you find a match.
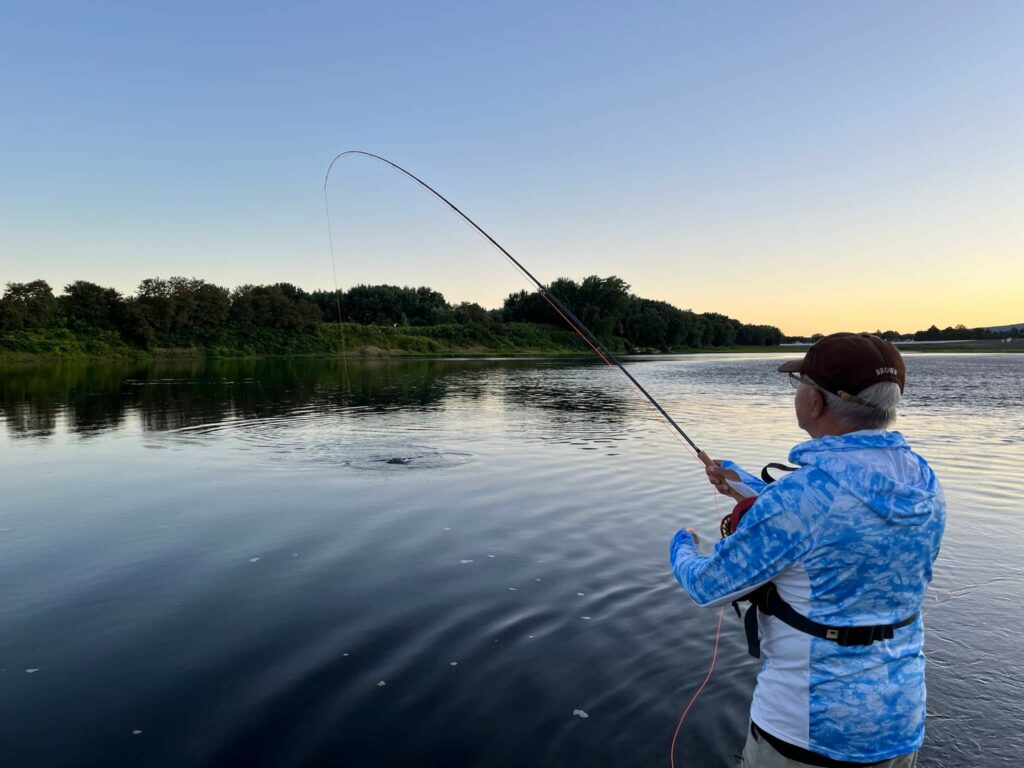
[807,378,902,430]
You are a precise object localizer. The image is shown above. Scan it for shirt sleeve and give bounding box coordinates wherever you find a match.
[669,485,813,607]
[720,459,768,496]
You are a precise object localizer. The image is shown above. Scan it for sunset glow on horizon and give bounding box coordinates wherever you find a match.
[2,3,1020,338]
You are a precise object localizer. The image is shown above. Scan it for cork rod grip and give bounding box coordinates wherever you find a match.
[696,450,746,502]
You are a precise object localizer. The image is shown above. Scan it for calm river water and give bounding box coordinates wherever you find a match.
[1,354,1022,767]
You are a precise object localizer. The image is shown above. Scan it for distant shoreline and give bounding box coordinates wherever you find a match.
[0,345,792,364]
[0,322,789,363]
[1,335,1020,365]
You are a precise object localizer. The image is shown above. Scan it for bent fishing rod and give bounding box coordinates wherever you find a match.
[323,150,742,498]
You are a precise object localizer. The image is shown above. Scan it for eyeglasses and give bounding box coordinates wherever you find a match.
[788,372,866,404]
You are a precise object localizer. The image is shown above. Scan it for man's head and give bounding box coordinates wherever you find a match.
[778,333,906,437]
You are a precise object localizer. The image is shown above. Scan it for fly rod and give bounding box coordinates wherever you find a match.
[323,150,741,497]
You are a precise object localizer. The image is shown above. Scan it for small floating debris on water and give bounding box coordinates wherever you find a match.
[534,578,542,582]
[573,709,589,719]
[132,730,142,736]
[509,587,517,591]
[487,554,495,558]
[449,661,458,667]
[577,592,585,596]
[386,457,413,465]
[376,680,386,687]
[249,557,260,563]
[460,559,474,564]
[537,560,545,563]
[292,553,299,557]
[444,527,452,531]
[528,635,534,639]
[25,668,40,674]
[343,653,349,657]
[580,616,592,621]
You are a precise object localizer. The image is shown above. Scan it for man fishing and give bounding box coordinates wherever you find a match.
[670,333,945,767]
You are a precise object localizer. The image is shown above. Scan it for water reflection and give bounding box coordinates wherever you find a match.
[0,358,547,439]
[1,354,1023,767]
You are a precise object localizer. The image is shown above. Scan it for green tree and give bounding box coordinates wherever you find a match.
[623,298,671,348]
[574,275,631,338]
[0,280,59,330]
[230,284,322,331]
[167,277,230,329]
[126,277,230,344]
[501,275,632,339]
[59,281,125,330]
[735,323,783,346]
[453,301,493,327]
[342,284,452,326]
[702,312,738,346]
[502,288,560,325]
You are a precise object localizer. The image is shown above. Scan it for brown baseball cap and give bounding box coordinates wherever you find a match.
[778,332,906,398]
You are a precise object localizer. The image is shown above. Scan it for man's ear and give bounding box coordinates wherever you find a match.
[809,388,827,419]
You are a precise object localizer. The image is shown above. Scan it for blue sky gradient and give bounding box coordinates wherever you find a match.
[2,1,1021,334]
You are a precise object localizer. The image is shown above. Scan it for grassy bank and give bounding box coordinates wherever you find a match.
[0,323,797,362]
[5,325,1018,363]
[0,323,603,361]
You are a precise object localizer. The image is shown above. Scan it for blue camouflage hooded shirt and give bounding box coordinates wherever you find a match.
[670,430,945,762]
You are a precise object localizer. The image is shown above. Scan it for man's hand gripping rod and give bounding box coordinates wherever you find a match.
[696,451,750,502]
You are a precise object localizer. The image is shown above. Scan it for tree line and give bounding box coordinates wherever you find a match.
[500,276,782,347]
[0,276,784,350]
[786,323,1022,344]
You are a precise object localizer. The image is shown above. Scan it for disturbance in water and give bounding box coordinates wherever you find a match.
[348,449,474,471]
[168,421,473,472]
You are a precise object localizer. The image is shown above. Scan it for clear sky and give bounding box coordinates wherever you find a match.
[1,1,1020,336]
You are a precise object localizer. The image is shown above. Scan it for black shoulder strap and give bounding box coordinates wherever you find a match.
[761,462,798,484]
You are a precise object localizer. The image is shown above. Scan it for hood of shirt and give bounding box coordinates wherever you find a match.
[789,430,942,526]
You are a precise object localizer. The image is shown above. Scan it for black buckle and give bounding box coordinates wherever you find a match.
[827,624,895,646]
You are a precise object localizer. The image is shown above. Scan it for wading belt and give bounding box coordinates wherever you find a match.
[742,583,919,659]
[750,722,886,767]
